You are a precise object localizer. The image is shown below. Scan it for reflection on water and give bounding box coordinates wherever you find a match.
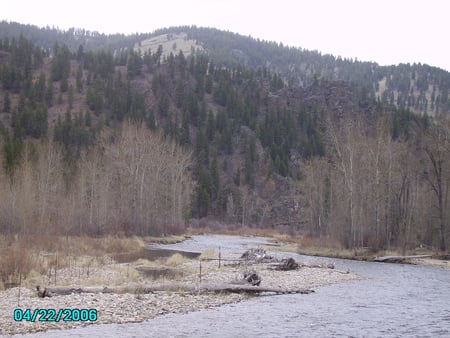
[112,241,201,280]
[18,235,450,337]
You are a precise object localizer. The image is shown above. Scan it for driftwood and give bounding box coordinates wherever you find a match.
[36,285,53,298]
[200,284,314,295]
[268,257,299,271]
[234,270,262,286]
[240,248,273,263]
[304,263,335,269]
[373,255,432,263]
[41,282,314,296]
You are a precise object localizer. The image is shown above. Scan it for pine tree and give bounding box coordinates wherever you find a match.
[68,85,74,110]
[206,110,215,141]
[210,154,220,199]
[180,110,190,145]
[45,77,54,107]
[2,133,22,179]
[244,136,256,187]
[3,92,11,113]
[76,64,83,92]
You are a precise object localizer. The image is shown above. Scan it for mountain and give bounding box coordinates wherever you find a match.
[0,21,448,251]
[155,26,450,116]
[2,22,449,116]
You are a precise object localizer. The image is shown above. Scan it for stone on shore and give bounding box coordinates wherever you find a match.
[0,252,360,336]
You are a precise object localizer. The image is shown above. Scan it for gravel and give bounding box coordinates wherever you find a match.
[0,254,360,336]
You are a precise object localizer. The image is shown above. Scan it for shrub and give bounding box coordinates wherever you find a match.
[166,253,187,266]
[0,246,33,287]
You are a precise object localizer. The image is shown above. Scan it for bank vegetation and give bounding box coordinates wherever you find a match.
[301,112,450,254]
[0,121,193,288]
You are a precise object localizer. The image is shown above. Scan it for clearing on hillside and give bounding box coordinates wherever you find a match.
[134,32,204,59]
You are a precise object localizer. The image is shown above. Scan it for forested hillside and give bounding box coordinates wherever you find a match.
[0,21,147,52]
[2,22,449,116]
[0,22,449,252]
[168,26,450,116]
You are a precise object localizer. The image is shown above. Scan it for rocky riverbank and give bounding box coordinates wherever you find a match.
[0,252,360,336]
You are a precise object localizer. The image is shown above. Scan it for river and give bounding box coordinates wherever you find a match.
[17,235,450,337]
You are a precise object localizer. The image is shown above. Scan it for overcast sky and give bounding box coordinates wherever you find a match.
[2,0,449,71]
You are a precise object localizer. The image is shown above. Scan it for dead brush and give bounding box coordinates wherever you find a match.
[100,236,146,254]
[199,247,216,260]
[53,236,145,258]
[166,253,188,266]
[0,235,149,289]
[0,246,33,289]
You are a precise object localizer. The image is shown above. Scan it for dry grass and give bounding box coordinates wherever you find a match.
[134,258,162,268]
[23,269,50,288]
[0,235,186,289]
[144,235,188,244]
[294,235,362,259]
[199,247,216,260]
[272,233,300,243]
[56,236,146,256]
[107,265,143,285]
[166,253,188,267]
[0,235,148,290]
[188,225,295,239]
[0,234,8,248]
[0,245,33,288]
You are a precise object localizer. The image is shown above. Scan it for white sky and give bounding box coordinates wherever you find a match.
[2,0,449,71]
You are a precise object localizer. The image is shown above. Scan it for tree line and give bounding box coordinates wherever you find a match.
[301,110,449,251]
[0,122,192,238]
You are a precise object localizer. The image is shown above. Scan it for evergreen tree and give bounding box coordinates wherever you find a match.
[180,110,190,145]
[195,129,209,165]
[51,44,70,82]
[244,135,256,187]
[45,77,54,107]
[33,72,46,103]
[3,92,11,113]
[76,64,83,92]
[210,154,220,199]
[2,133,22,179]
[206,110,215,141]
[86,77,104,114]
[68,84,74,110]
[127,50,143,78]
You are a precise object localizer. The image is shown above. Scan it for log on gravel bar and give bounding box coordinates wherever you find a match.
[42,283,314,296]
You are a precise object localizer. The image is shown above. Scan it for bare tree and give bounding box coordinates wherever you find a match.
[301,157,330,236]
[325,114,364,248]
[36,141,63,234]
[309,113,421,250]
[420,117,450,251]
[103,121,193,235]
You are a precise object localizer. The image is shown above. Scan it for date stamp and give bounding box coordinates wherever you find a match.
[13,308,98,322]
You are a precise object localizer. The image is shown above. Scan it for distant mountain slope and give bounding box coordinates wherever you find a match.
[2,21,449,116]
[156,26,450,116]
[0,20,149,52]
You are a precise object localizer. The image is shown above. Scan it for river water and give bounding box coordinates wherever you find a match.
[18,235,450,337]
